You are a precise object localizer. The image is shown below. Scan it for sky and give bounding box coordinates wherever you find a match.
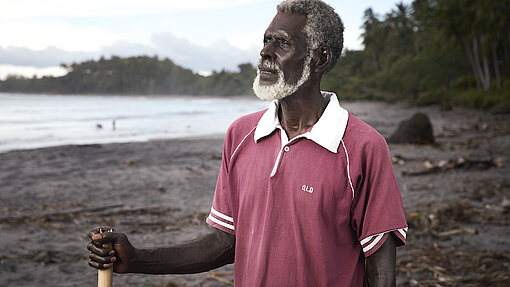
[0,0,411,79]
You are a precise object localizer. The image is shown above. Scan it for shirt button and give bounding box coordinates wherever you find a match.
[284,146,290,152]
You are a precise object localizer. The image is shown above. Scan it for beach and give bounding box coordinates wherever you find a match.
[0,101,509,286]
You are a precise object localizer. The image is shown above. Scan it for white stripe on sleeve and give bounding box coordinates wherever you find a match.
[211,207,233,222]
[208,215,235,231]
[360,235,373,246]
[361,227,408,254]
[362,233,384,253]
[398,227,408,239]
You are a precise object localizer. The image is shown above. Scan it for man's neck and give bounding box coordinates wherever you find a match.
[278,86,327,140]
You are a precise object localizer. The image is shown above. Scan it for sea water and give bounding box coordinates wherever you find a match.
[0,93,269,153]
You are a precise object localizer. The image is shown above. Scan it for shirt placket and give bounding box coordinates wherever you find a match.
[269,125,307,177]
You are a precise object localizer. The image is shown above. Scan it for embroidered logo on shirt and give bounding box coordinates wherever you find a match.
[302,185,314,194]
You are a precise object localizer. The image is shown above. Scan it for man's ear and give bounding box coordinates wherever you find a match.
[313,46,331,73]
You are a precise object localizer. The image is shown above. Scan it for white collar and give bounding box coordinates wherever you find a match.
[254,91,349,153]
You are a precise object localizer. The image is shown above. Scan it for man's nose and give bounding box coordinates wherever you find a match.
[260,42,275,60]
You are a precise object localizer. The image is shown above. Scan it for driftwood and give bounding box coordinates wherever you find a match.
[185,165,203,174]
[402,157,503,176]
[431,227,477,238]
[391,154,429,165]
[206,272,235,285]
[192,271,234,286]
[0,204,174,225]
[398,247,510,286]
[400,198,510,286]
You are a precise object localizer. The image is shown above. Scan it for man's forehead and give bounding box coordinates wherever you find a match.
[265,12,307,37]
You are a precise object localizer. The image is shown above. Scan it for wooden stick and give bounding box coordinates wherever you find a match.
[98,228,115,287]
[98,266,113,287]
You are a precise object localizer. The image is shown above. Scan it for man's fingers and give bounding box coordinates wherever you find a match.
[87,242,114,257]
[88,226,116,240]
[88,260,113,270]
[89,230,119,245]
[89,252,116,264]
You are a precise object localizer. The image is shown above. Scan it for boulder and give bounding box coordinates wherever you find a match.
[388,113,434,144]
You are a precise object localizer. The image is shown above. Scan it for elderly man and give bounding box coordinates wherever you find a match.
[88,0,407,286]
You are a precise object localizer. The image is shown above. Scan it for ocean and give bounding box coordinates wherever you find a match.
[0,93,269,153]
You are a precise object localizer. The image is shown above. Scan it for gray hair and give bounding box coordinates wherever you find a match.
[277,0,344,73]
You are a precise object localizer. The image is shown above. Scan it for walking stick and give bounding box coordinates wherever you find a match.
[98,227,115,287]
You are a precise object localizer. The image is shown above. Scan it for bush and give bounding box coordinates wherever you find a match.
[414,89,447,106]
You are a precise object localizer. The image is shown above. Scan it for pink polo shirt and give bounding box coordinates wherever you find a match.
[206,92,407,286]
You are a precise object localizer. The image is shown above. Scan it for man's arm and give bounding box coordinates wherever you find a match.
[365,232,397,287]
[88,227,235,274]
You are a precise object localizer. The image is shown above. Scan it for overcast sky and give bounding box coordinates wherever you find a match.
[0,0,411,79]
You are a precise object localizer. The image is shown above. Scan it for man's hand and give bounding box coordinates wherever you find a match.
[87,226,137,273]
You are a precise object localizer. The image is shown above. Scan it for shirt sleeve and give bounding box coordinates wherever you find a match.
[206,131,235,235]
[349,135,408,257]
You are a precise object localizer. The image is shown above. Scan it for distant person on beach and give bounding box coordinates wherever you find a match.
[87,0,407,285]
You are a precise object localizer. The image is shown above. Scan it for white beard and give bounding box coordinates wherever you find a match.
[253,56,312,100]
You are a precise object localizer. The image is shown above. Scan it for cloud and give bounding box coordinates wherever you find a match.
[150,32,259,71]
[100,41,159,58]
[0,46,98,67]
[0,33,260,74]
[0,20,122,51]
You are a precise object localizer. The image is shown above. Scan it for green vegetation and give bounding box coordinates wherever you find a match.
[0,56,255,96]
[1,0,509,112]
[322,0,510,112]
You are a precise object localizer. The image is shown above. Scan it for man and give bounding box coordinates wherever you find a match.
[88,0,407,286]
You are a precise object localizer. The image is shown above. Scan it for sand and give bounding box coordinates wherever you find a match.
[0,101,509,286]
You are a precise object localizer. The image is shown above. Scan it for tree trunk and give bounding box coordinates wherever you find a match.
[502,34,509,76]
[492,45,501,90]
[463,37,482,89]
[472,36,490,90]
[480,35,491,91]
[507,31,510,74]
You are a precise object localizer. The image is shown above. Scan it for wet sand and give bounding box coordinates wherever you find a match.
[0,101,509,286]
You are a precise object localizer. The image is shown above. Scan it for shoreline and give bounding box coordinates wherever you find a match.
[3,91,509,114]
[0,91,258,100]
[0,133,227,155]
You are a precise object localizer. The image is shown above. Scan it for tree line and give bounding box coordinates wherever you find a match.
[1,0,509,111]
[0,56,255,96]
[322,0,510,112]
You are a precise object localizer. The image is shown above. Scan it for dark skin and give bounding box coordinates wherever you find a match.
[259,13,327,140]
[88,12,397,286]
[87,226,234,274]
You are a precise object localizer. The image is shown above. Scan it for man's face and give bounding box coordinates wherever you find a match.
[253,13,311,100]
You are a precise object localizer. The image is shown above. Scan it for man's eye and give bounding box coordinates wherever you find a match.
[279,39,291,46]
[263,38,271,45]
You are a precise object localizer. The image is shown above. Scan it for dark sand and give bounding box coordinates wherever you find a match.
[0,101,509,286]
